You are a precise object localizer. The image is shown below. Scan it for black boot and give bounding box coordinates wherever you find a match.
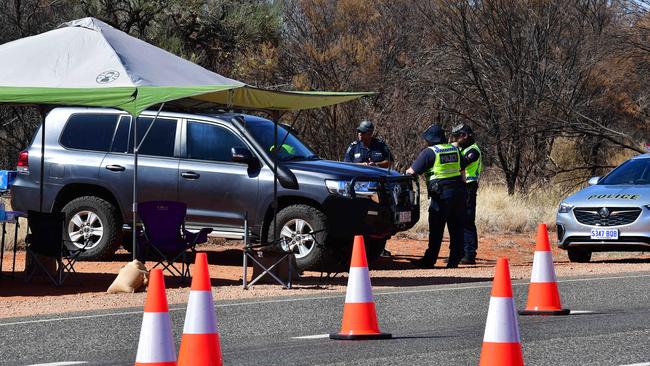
[411,257,436,269]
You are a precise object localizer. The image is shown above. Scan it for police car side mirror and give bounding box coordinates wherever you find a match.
[587,176,601,185]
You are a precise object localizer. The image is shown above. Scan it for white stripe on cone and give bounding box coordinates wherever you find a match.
[135,312,176,363]
[344,267,374,303]
[483,297,521,343]
[530,251,557,283]
[183,291,219,334]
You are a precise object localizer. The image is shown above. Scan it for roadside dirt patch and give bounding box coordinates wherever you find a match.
[1,232,648,319]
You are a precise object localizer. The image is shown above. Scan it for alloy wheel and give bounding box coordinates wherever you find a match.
[279,219,315,259]
[67,210,104,250]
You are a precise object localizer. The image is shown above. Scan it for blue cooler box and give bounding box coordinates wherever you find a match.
[0,170,16,190]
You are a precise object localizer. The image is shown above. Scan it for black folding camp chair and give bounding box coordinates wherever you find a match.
[24,210,88,286]
[242,213,295,289]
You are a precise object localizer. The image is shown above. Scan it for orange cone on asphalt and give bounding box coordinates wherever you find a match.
[479,257,524,366]
[178,253,222,366]
[135,268,177,366]
[330,235,391,340]
[519,223,570,316]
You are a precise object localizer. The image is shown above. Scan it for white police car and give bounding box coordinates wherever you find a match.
[556,154,650,262]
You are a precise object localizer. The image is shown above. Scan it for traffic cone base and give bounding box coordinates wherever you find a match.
[479,342,524,366]
[330,332,392,340]
[330,236,391,341]
[178,334,222,364]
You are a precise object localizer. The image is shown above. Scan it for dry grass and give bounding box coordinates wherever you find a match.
[407,182,562,236]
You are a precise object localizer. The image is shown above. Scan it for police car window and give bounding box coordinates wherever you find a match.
[187,121,245,162]
[60,114,119,152]
[599,158,650,185]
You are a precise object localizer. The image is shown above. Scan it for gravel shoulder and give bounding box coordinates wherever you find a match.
[1,232,648,319]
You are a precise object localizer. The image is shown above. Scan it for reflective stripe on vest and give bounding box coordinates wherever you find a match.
[424,144,461,181]
[462,143,482,182]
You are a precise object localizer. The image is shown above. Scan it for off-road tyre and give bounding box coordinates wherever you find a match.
[61,196,121,260]
[267,204,329,272]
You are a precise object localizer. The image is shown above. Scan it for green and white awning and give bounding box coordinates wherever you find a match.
[0,17,372,115]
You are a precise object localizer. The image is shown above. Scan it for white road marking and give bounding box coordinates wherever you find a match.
[27,362,87,366]
[291,334,330,340]
[569,310,594,314]
[2,273,649,327]
[619,363,650,366]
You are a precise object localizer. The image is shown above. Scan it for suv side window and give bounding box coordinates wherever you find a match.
[111,116,177,157]
[187,121,245,162]
[60,114,119,152]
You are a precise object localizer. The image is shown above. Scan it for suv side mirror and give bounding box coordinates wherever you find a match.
[231,147,255,164]
[587,176,601,185]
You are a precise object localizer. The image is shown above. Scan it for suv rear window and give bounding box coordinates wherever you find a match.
[111,116,178,157]
[60,114,119,152]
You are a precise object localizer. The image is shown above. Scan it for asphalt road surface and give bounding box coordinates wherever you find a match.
[2,272,650,366]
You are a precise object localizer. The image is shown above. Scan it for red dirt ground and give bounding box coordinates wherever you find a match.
[1,232,648,318]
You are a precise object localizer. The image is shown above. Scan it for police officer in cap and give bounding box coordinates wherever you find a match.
[344,120,392,168]
[450,124,482,265]
[406,124,466,268]
[344,119,393,257]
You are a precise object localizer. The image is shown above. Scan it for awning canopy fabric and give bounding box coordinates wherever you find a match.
[0,17,373,115]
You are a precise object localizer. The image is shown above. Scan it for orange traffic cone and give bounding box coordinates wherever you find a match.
[178,253,222,366]
[479,257,524,366]
[330,235,391,340]
[135,268,177,366]
[519,223,570,316]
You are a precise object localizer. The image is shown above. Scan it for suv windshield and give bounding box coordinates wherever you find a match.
[599,158,650,185]
[243,119,318,161]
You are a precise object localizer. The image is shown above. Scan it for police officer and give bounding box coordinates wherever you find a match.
[344,120,392,168]
[450,124,482,265]
[406,124,466,268]
[344,120,393,257]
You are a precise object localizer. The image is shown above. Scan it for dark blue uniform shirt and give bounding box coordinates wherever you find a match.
[344,138,392,164]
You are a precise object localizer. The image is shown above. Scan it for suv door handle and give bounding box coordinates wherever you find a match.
[181,171,200,179]
[105,164,126,172]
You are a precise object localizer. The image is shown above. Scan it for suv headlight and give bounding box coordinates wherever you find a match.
[558,202,574,213]
[326,180,351,197]
[325,180,379,201]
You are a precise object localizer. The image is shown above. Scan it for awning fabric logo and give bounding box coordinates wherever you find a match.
[96,70,120,84]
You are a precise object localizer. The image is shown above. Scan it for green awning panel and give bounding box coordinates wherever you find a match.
[0,17,373,115]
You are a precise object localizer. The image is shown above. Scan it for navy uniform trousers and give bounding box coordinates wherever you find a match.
[463,182,479,260]
[424,181,467,266]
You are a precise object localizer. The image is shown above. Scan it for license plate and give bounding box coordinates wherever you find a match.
[398,211,411,223]
[590,228,619,240]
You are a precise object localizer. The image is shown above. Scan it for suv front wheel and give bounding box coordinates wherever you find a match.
[62,196,121,260]
[267,204,329,272]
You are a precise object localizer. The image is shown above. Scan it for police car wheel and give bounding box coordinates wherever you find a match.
[567,248,592,263]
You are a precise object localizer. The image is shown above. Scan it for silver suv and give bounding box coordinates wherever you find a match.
[11,107,419,271]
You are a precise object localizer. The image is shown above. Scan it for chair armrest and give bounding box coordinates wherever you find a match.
[184,228,213,245]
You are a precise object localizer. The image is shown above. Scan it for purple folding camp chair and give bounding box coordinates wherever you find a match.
[138,201,212,284]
